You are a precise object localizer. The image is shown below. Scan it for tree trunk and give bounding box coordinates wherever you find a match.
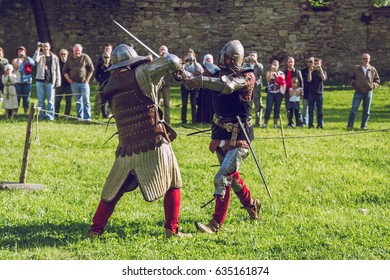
[30,0,53,48]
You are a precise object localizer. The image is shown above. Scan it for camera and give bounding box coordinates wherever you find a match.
[37,42,42,47]
[184,56,194,63]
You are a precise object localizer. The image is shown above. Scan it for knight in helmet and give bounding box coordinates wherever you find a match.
[182,40,261,234]
[86,44,191,238]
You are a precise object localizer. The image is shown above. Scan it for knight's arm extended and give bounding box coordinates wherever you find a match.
[182,74,248,94]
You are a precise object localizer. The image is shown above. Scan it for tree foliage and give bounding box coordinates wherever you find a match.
[309,0,330,8]
[309,0,390,8]
[374,0,390,7]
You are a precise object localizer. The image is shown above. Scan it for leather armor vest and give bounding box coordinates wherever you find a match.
[102,68,173,157]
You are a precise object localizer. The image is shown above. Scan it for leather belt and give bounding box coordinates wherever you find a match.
[213,114,252,146]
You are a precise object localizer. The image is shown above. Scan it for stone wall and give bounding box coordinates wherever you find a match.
[0,0,389,81]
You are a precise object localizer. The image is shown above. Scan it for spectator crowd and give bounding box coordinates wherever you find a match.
[0,43,380,130]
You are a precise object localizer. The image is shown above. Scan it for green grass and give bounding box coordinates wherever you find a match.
[0,83,389,260]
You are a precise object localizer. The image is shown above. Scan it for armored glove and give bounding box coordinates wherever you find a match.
[181,76,203,90]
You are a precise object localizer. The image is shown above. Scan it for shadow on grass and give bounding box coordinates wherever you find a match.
[0,222,88,249]
[0,220,157,250]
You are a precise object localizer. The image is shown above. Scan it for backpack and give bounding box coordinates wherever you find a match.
[24,62,32,75]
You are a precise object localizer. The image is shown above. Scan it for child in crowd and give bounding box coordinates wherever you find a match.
[288,77,303,128]
[1,64,18,119]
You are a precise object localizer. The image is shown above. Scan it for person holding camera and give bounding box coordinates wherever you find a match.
[262,60,286,128]
[300,57,315,126]
[11,46,35,116]
[307,57,327,128]
[180,48,203,124]
[242,51,264,127]
[33,42,61,121]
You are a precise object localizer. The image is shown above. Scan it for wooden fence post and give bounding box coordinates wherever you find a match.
[19,102,36,184]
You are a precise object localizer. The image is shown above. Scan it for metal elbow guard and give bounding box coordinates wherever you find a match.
[166,54,181,72]
[221,75,236,94]
[220,74,247,94]
[148,55,180,83]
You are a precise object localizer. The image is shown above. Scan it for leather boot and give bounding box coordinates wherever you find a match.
[195,218,221,234]
[244,198,261,220]
[165,229,192,238]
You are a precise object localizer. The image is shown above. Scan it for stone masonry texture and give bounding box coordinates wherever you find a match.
[0,0,389,81]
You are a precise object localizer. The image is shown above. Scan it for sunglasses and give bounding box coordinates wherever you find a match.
[307,61,313,63]
[60,53,67,56]
[104,57,110,59]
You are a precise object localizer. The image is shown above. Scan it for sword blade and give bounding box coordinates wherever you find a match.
[236,116,272,199]
[113,20,159,58]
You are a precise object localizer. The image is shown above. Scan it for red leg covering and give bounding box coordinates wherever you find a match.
[231,172,252,207]
[212,186,231,225]
[164,188,180,233]
[89,187,126,234]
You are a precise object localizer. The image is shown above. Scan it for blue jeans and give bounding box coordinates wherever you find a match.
[36,81,55,120]
[288,101,302,126]
[301,98,308,125]
[264,92,283,121]
[308,94,323,127]
[71,82,91,120]
[347,91,373,129]
[15,83,32,112]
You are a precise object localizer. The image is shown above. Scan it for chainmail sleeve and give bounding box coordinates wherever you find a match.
[135,64,159,103]
[135,55,181,103]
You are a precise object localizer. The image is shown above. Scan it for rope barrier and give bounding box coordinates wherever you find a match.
[35,107,114,126]
[176,127,389,139]
[8,106,390,143]
[255,128,389,140]
[53,93,78,97]
[15,91,103,97]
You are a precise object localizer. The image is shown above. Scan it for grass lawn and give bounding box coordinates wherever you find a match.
[0,82,389,260]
